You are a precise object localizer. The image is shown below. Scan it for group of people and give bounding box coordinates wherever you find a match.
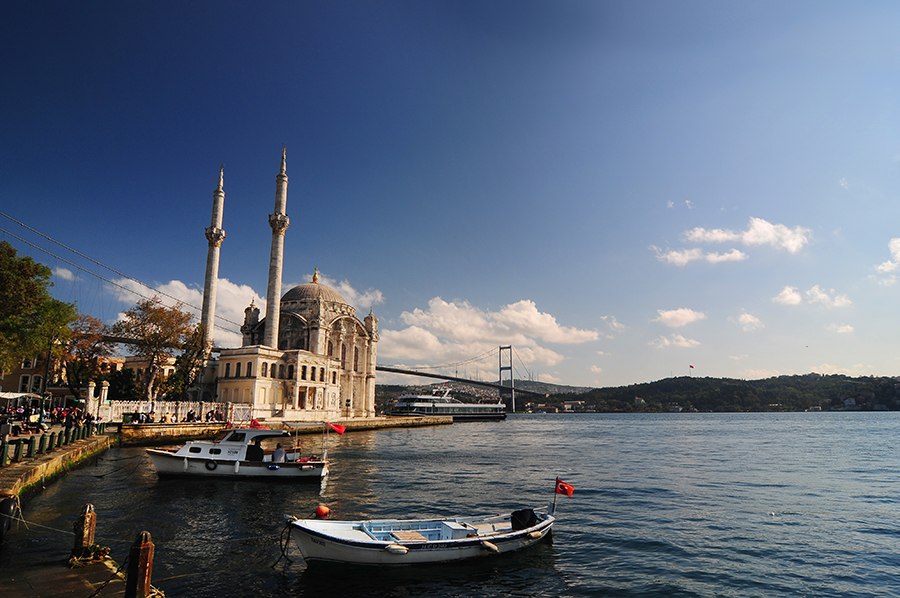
[133,408,226,424]
[0,405,93,435]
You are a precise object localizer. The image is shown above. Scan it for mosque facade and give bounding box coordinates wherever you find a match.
[201,151,378,422]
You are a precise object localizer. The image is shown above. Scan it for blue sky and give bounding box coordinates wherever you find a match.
[3,1,900,387]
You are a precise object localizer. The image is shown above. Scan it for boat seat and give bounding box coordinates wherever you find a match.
[390,530,428,543]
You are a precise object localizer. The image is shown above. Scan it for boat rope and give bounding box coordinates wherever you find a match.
[1,510,75,537]
[272,516,299,567]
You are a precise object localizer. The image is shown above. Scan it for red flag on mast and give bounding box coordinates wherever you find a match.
[326,422,346,434]
[555,478,574,497]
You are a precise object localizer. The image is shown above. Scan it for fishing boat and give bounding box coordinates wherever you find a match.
[145,427,327,479]
[390,388,507,421]
[286,506,554,565]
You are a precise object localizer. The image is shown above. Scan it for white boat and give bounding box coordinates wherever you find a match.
[146,427,327,479]
[287,506,554,565]
[390,389,507,421]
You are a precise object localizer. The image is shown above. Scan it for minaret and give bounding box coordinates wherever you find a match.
[200,166,226,354]
[263,148,289,348]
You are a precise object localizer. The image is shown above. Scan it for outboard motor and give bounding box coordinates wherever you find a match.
[0,495,16,545]
[510,508,538,531]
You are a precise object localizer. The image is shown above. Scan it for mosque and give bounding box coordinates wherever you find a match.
[198,150,379,423]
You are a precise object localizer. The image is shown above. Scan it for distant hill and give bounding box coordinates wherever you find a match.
[544,374,900,412]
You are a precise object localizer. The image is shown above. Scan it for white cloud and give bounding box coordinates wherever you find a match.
[729,354,749,361]
[739,368,783,379]
[649,334,700,349]
[650,246,747,266]
[599,315,624,337]
[311,272,385,311]
[839,178,849,189]
[683,217,811,253]
[871,238,900,284]
[537,373,562,383]
[734,313,763,332]
[685,200,695,209]
[653,308,706,328]
[772,286,802,305]
[54,267,76,281]
[667,200,674,208]
[379,297,597,370]
[811,363,869,376]
[805,285,851,308]
[589,365,603,373]
[825,323,854,334]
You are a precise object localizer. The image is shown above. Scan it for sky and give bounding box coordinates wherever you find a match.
[3,1,900,388]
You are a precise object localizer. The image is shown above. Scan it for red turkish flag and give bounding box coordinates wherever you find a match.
[327,422,346,434]
[555,478,574,497]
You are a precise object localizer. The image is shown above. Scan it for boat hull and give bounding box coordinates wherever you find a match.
[146,449,327,479]
[289,511,553,565]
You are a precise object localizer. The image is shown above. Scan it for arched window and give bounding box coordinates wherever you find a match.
[288,365,294,379]
[319,368,325,382]
[261,362,268,377]
[341,344,347,369]
[235,362,241,377]
[224,363,231,378]
[279,364,285,379]
[301,365,307,380]
[310,367,316,381]
[246,362,253,377]
[354,348,360,372]
[332,371,336,384]
[328,341,334,357]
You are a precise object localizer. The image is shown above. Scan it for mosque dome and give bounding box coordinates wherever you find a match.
[281,268,347,305]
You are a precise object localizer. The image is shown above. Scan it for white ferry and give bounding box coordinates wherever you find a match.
[390,389,507,421]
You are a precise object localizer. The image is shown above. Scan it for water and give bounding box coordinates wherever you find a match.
[2,412,898,597]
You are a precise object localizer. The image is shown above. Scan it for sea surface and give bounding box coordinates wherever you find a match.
[1,412,898,597]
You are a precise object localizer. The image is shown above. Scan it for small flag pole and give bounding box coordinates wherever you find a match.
[552,478,559,515]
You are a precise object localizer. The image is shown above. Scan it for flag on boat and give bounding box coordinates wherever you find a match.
[555,478,574,497]
[326,422,346,434]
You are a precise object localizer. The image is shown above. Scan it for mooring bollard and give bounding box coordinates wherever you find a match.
[125,531,155,598]
[47,431,56,451]
[0,441,8,467]
[38,433,47,454]
[26,435,37,458]
[73,503,96,556]
[56,430,64,448]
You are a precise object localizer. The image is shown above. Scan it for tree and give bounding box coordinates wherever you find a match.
[0,241,76,374]
[159,324,206,401]
[63,314,115,398]
[112,296,194,400]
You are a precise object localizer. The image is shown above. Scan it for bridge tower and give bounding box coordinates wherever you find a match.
[499,345,515,413]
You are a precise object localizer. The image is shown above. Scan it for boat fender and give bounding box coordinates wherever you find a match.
[205,460,217,471]
[234,461,240,474]
[0,496,16,545]
[182,458,189,473]
[385,543,408,555]
[527,531,542,539]
[480,540,500,553]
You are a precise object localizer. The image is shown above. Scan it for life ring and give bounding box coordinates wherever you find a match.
[205,460,218,471]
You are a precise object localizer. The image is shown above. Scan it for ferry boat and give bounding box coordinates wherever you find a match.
[390,389,507,421]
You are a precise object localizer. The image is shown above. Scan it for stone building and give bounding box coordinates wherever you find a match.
[202,151,378,423]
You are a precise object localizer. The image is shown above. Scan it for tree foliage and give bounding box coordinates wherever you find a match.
[112,296,194,400]
[0,241,76,373]
[63,314,115,398]
[158,324,206,401]
[549,374,900,412]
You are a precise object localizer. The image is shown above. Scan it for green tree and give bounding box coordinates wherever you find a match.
[112,296,194,400]
[0,241,76,374]
[159,324,206,401]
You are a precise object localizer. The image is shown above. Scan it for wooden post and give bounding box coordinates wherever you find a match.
[26,435,37,458]
[38,433,47,454]
[47,431,56,451]
[125,531,154,598]
[0,440,8,466]
[73,504,96,556]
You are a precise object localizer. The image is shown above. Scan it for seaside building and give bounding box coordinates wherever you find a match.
[201,150,379,423]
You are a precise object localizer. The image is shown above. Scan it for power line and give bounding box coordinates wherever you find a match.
[0,220,241,335]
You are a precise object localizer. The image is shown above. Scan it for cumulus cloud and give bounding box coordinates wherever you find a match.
[812,363,869,376]
[309,272,385,311]
[650,246,748,266]
[739,368,784,379]
[734,313,763,332]
[805,285,851,308]
[684,217,811,253]
[871,238,900,285]
[825,323,854,334]
[839,178,849,189]
[378,297,598,370]
[772,286,802,305]
[649,334,700,349]
[653,308,706,328]
[599,315,624,338]
[589,365,603,373]
[53,267,76,281]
